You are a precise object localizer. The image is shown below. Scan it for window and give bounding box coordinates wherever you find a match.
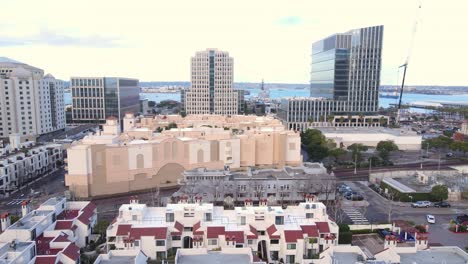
[134,240,139,247]
[156,251,166,260]
[240,216,246,225]
[306,213,314,219]
[286,255,295,263]
[247,239,254,245]
[287,244,296,250]
[275,216,284,225]
[183,227,193,232]
[136,154,144,169]
[258,230,265,236]
[270,239,279,244]
[156,240,165,246]
[172,236,181,241]
[166,213,174,222]
[208,239,217,245]
[205,213,212,221]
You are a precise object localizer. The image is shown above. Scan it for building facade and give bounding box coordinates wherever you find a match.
[0,137,64,195]
[178,163,336,204]
[70,77,139,123]
[183,49,240,115]
[278,26,384,131]
[0,197,97,263]
[65,117,302,198]
[105,196,339,263]
[0,57,66,140]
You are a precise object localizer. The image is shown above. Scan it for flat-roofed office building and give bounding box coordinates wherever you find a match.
[70,77,139,123]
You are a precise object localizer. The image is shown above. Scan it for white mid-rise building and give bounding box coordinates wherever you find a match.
[106,195,339,263]
[183,49,240,115]
[0,197,97,264]
[0,57,66,140]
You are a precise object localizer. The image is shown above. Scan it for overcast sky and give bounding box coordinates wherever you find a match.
[1,0,467,85]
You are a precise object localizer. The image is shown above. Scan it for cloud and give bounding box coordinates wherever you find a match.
[277,16,303,26]
[0,30,120,48]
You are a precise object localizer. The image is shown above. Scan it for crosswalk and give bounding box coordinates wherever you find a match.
[6,199,29,206]
[342,207,369,224]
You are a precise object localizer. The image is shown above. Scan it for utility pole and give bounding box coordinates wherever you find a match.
[354,154,357,175]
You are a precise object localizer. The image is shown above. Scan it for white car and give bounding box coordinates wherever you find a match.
[426,214,435,224]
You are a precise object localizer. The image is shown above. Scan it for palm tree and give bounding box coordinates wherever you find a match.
[339,116,345,127]
[327,114,335,123]
[379,116,386,127]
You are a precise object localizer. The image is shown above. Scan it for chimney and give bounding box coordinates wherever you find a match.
[179,195,189,204]
[305,194,317,203]
[259,198,268,207]
[194,195,202,204]
[244,198,253,207]
[0,213,11,231]
[384,235,397,249]
[130,196,139,204]
[415,233,428,250]
[21,200,30,217]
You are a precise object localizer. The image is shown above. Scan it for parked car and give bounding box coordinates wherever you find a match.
[411,201,431,208]
[446,152,454,157]
[377,229,402,242]
[433,201,451,208]
[426,214,436,224]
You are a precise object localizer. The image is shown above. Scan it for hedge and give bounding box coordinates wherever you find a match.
[379,181,434,202]
[350,229,378,234]
[338,231,352,244]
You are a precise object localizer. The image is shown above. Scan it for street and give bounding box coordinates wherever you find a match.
[338,181,468,248]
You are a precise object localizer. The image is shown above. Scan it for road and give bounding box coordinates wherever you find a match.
[340,181,468,248]
[0,168,67,216]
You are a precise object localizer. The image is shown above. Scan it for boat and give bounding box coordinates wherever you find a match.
[380,93,399,99]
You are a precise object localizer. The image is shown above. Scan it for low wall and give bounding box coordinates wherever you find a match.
[369,169,456,184]
[349,224,392,231]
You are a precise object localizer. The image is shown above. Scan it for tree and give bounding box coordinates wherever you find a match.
[93,220,110,237]
[301,129,330,162]
[328,148,347,164]
[450,141,468,156]
[347,143,368,165]
[10,215,20,224]
[180,111,187,118]
[166,122,178,130]
[431,185,448,202]
[148,101,156,107]
[376,140,399,165]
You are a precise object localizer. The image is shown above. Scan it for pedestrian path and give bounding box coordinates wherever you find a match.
[6,199,29,206]
[342,207,370,224]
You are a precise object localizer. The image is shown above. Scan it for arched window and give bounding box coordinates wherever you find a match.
[136,154,144,169]
[197,149,204,163]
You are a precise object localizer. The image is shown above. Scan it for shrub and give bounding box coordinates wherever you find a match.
[415,225,427,233]
[339,224,350,232]
[338,232,352,244]
[351,229,378,234]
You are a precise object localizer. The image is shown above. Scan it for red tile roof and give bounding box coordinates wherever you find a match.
[247,225,258,239]
[77,202,96,225]
[207,226,225,239]
[53,233,71,242]
[116,224,132,236]
[193,221,204,235]
[57,210,79,220]
[54,221,73,230]
[62,243,80,261]
[301,225,319,237]
[171,221,183,235]
[266,224,280,239]
[284,230,304,243]
[35,256,57,264]
[225,231,245,243]
[36,235,62,255]
[129,227,167,240]
[316,222,330,233]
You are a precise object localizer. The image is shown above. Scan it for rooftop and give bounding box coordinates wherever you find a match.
[10,210,52,230]
[99,256,137,264]
[332,252,364,264]
[318,127,419,136]
[399,248,468,264]
[176,251,251,264]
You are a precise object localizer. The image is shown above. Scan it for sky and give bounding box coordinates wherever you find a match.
[1,0,467,86]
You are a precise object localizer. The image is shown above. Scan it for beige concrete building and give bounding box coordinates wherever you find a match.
[0,57,66,140]
[124,114,285,132]
[182,49,240,115]
[65,116,301,198]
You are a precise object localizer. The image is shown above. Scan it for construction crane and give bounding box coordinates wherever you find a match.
[396,2,422,123]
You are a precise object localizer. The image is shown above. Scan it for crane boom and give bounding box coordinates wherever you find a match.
[397,2,421,122]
